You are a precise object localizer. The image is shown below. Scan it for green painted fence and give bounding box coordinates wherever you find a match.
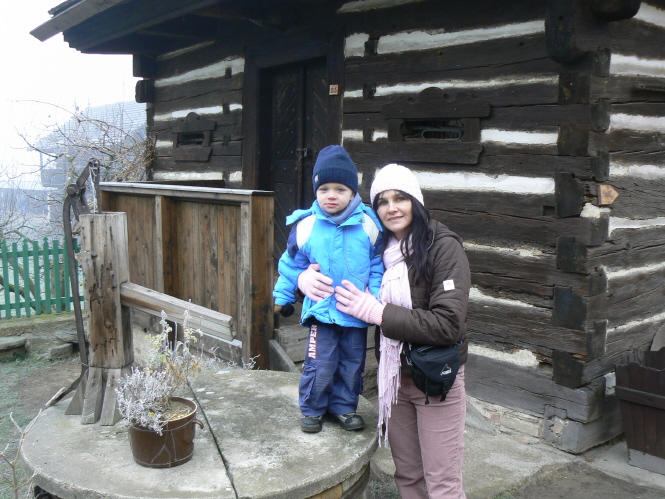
[0,238,83,320]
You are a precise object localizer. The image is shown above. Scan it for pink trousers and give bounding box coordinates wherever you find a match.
[388,365,466,499]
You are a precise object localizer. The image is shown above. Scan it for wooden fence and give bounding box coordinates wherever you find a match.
[0,238,83,320]
[100,182,274,367]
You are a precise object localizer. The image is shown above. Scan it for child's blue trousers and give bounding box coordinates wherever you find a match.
[299,321,367,416]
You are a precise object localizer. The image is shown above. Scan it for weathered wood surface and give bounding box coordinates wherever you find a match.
[467,301,588,356]
[101,183,274,367]
[119,282,234,340]
[69,212,133,425]
[466,352,606,423]
[588,226,665,270]
[424,210,608,248]
[78,213,133,369]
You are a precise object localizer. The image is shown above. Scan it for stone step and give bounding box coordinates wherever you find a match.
[0,336,27,361]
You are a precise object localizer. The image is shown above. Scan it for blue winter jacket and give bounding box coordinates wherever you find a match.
[273,200,384,328]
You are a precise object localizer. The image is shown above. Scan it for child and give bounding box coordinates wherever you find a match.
[273,145,384,433]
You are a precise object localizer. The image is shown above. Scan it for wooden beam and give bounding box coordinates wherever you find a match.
[120,282,235,342]
[591,0,641,21]
[63,0,222,51]
[555,172,585,218]
[30,0,127,41]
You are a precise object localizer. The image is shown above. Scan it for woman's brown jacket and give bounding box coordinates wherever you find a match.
[377,219,470,365]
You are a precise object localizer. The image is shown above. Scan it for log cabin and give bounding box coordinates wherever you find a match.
[33,0,665,452]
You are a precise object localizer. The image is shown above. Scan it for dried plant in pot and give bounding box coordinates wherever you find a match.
[115,311,204,468]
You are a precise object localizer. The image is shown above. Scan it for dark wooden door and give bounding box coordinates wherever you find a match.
[261,58,328,261]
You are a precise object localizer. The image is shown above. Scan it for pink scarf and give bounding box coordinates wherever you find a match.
[377,236,412,446]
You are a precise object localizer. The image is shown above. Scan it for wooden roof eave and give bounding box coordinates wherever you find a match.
[30,0,128,42]
[32,0,225,50]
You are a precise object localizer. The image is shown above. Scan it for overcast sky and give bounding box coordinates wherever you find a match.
[1,1,137,185]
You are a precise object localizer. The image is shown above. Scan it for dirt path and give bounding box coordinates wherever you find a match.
[0,354,80,497]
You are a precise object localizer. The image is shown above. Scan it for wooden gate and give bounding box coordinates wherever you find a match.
[259,58,330,261]
[100,182,273,368]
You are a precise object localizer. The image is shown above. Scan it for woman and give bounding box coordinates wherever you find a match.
[335,163,471,498]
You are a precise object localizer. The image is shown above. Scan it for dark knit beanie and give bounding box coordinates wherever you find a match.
[312,145,358,193]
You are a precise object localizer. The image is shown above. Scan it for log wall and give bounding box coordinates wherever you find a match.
[134,1,665,439]
[144,42,246,187]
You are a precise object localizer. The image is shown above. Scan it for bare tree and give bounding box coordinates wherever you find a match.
[23,101,152,186]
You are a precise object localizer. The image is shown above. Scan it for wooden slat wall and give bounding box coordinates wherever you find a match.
[100,183,273,368]
[148,42,246,187]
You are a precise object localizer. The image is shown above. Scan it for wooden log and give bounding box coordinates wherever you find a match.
[591,0,641,21]
[344,80,559,111]
[345,141,482,165]
[545,0,609,63]
[542,394,623,454]
[69,212,134,424]
[605,76,665,104]
[466,352,606,423]
[467,301,589,356]
[609,17,665,60]
[424,209,608,249]
[555,172,585,218]
[135,79,154,103]
[604,178,665,219]
[133,54,156,78]
[79,213,133,369]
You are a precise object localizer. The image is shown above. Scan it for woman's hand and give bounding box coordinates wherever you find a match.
[298,263,334,302]
[335,280,385,325]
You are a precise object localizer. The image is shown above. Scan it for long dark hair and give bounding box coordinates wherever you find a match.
[373,190,433,283]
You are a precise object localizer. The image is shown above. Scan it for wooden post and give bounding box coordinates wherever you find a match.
[66,212,133,425]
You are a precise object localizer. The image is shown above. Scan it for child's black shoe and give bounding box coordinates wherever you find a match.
[301,415,323,433]
[330,412,364,431]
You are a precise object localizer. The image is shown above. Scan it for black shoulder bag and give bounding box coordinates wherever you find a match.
[405,340,462,404]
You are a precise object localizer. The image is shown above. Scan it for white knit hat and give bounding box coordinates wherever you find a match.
[370,163,424,207]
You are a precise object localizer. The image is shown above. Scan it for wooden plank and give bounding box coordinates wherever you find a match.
[119,281,234,340]
[151,156,242,175]
[615,386,665,411]
[468,301,588,356]
[154,86,243,115]
[155,42,243,80]
[344,81,559,111]
[345,34,552,78]
[424,190,554,219]
[605,76,665,104]
[345,141,482,165]
[152,196,165,293]
[466,352,606,423]
[609,19,665,60]
[426,209,608,249]
[248,195,274,369]
[484,104,604,129]
[345,59,559,92]
[237,202,250,360]
[218,203,239,321]
[607,129,665,155]
[588,226,665,269]
[467,248,595,299]
[100,182,271,201]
